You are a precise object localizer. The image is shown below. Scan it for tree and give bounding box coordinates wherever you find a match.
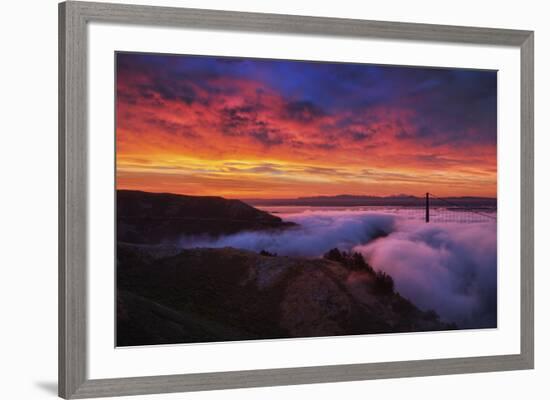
[323,248,373,273]
[373,270,394,295]
[323,248,343,263]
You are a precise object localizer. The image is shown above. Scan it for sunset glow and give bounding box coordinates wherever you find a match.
[116,53,497,199]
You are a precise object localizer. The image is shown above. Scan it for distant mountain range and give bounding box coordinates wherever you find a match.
[244,194,497,208]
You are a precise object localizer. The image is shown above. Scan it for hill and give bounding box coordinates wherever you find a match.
[117,245,455,346]
[117,190,296,244]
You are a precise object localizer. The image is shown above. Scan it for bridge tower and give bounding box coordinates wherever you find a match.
[425,192,430,223]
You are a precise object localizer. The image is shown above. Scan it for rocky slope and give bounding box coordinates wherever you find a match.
[117,244,455,346]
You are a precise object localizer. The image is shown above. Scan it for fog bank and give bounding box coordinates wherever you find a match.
[179,209,497,328]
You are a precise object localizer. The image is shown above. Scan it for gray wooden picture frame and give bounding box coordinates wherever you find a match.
[59,1,534,398]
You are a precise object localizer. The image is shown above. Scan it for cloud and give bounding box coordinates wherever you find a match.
[283,100,326,122]
[180,210,396,257]
[354,220,497,328]
[179,209,496,329]
[143,117,199,139]
[116,53,497,197]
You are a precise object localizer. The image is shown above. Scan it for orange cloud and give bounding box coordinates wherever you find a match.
[116,55,496,199]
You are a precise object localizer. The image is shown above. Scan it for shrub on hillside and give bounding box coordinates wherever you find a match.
[372,270,394,296]
[323,248,374,273]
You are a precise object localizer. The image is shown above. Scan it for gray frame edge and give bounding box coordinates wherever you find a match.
[58,1,534,398]
[59,1,88,398]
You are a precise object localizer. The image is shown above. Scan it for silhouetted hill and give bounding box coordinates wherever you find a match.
[117,244,455,346]
[117,190,296,244]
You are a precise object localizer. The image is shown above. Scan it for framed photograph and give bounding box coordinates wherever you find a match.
[59,1,534,398]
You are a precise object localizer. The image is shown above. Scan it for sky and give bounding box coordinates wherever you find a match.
[116,52,497,199]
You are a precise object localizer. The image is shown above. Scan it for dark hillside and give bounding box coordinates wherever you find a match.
[117,245,455,346]
[117,190,296,244]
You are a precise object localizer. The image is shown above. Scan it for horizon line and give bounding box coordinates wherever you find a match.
[116,189,497,200]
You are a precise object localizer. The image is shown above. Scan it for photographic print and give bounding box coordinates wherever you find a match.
[115,52,497,347]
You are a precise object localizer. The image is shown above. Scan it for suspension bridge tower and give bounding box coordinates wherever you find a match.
[425,192,430,223]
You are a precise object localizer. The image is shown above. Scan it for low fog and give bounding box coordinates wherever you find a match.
[179,209,497,328]
[354,220,497,328]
